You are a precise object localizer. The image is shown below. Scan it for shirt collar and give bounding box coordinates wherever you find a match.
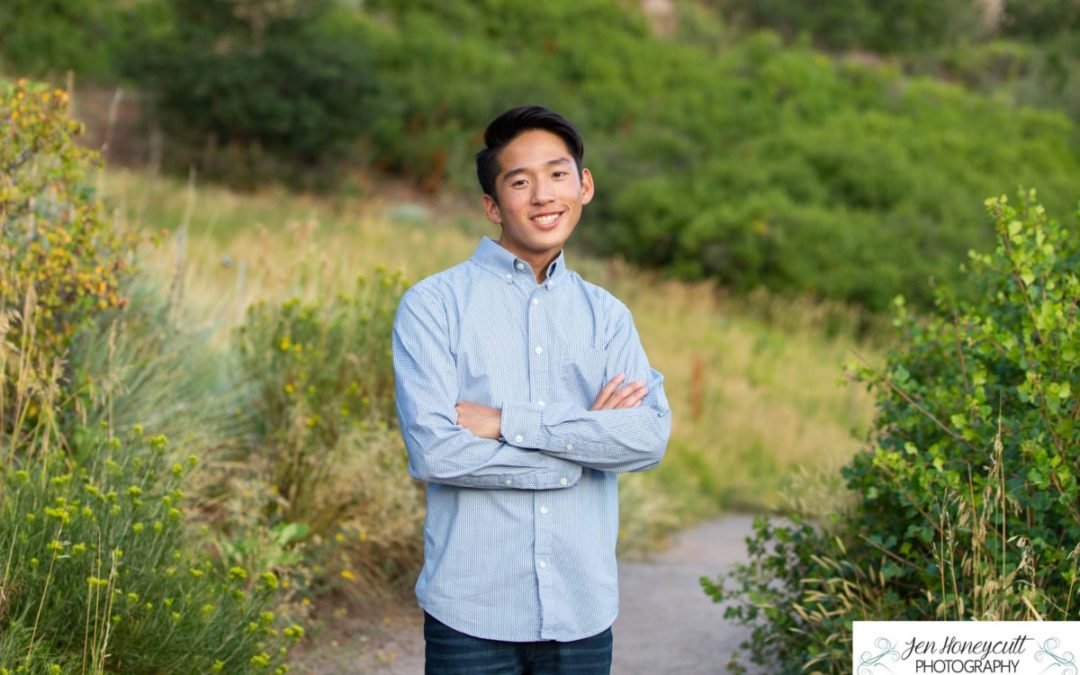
[470,237,567,284]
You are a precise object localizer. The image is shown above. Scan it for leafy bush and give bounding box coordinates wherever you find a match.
[122,0,379,185]
[0,0,126,80]
[228,267,423,596]
[1002,0,1080,40]
[705,190,1079,672]
[0,79,132,371]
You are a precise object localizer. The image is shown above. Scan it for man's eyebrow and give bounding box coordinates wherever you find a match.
[501,157,572,182]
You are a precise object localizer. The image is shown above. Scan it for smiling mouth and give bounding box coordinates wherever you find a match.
[531,212,564,228]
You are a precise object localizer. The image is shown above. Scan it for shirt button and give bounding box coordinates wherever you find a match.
[538,560,547,569]
[532,297,540,305]
[534,346,543,354]
[565,442,574,451]
[540,506,548,514]
[514,434,524,443]
[559,477,568,486]
[537,401,545,408]
[515,262,525,271]
[505,478,512,486]
[504,273,513,283]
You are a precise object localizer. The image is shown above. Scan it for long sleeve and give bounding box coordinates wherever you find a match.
[499,301,671,473]
[393,286,583,490]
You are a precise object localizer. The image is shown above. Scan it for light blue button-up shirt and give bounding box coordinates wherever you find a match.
[392,237,671,642]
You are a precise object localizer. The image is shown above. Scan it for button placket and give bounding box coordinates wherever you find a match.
[533,490,553,626]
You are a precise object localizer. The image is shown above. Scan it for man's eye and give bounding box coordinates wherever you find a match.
[512,179,528,188]
[553,171,567,178]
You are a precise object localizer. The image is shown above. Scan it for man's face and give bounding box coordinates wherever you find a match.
[483,129,594,272]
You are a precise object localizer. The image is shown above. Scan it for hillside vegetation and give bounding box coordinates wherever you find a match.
[4,1,1080,313]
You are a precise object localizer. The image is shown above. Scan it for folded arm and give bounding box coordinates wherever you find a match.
[393,287,582,490]
[499,302,672,473]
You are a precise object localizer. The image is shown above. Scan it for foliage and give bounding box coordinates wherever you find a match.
[0,0,126,81]
[121,0,379,185]
[0,79,132,373]
[706,190,1079,672]
[0,80,296,674]
[587,35,1079,311]
[9,2,1080,310]
[721,0,987,53]
[229,267,423,596]
[0,429,296,674]
[355,3,1080,311]
[63,271,249,463]
[1002,0,1080,40]
[0,286,295,674]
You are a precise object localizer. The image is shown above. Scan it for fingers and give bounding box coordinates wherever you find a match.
[591,373,625,410]
[591,374,648,410]
[607,379,648,409]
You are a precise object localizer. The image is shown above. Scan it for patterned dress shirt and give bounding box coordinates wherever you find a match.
[392,236,671,642]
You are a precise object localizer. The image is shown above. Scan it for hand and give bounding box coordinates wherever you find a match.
[591,374,648,411]
[455,401,502,439]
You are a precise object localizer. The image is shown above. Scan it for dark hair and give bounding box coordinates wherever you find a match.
[476,105,585,201]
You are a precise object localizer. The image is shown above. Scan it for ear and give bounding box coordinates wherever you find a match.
[482,194,502,225]
[580,168,595,206]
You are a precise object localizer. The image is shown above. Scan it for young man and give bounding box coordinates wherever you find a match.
[392,105,672,675]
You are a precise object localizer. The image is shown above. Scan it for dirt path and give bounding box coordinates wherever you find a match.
[611,515,759,674]
[301,515,761,674]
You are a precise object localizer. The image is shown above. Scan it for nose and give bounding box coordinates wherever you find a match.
[531,178,554,204]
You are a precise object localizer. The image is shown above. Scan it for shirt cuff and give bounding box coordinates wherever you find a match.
[500,402,544,449]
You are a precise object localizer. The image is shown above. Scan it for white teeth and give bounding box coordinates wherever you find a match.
[533,213,560,225]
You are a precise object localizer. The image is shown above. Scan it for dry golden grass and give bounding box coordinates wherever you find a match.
[102,168,878,549]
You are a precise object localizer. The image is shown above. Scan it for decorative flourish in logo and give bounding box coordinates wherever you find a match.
[858,637,900,675]
[1035,638,1077,675]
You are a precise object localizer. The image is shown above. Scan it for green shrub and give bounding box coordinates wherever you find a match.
[720,0,986,53]
[228,267,423,596]
[705,189,1079,672]
[0,0,126,80]
[0,79,132,371]
[122,0,379,186]
[1003,0,1080,40]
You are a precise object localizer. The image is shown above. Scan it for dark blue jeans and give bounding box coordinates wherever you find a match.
[424,612,613,675]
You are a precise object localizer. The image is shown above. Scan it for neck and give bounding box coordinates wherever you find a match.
[496,238,558,284]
